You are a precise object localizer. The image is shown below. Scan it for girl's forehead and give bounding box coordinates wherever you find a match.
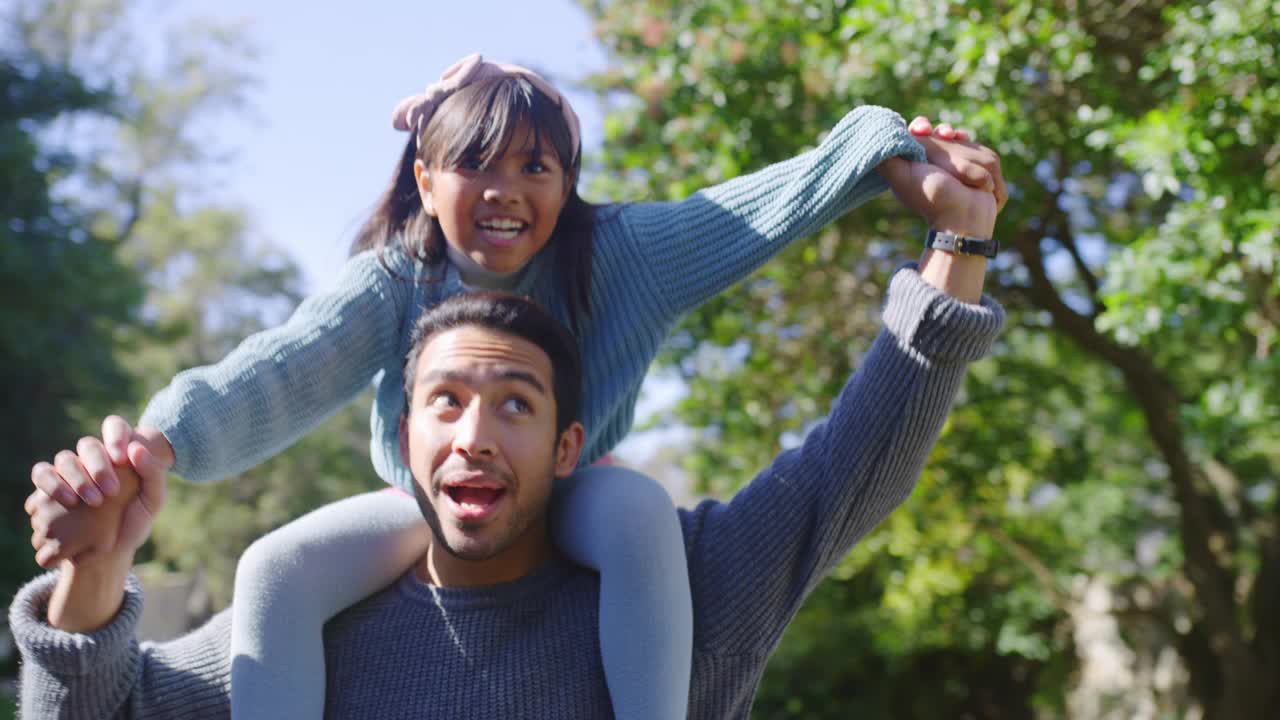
[496,119,547,154]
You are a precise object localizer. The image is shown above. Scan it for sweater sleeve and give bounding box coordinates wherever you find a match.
[614,106,926,316]
[680,266,1004,655]
[10,572,233,719]
[139,249,413,483]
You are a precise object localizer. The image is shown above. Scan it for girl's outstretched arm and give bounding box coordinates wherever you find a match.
[551,466,692,720]
[141,248,416,484]
[230,490,428,720]
[618,105,926,316]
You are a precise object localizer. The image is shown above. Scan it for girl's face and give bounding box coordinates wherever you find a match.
[415,120,571,275]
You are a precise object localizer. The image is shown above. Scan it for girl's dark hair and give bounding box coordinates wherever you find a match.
[353,75,595,331]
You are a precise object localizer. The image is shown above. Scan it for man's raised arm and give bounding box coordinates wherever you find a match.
[680,155,1006,659]
[12,443,232,719]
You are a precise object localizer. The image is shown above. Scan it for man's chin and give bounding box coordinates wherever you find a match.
[435,530,502,562]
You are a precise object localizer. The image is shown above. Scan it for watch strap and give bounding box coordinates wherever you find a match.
[925,229,999,258]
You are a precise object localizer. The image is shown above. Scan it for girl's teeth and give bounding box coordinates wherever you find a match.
[479,220,523,240]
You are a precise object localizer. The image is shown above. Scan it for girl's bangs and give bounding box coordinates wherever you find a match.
[427,76,575,171]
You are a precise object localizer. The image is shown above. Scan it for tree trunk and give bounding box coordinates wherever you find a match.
[1011,225,1270,717]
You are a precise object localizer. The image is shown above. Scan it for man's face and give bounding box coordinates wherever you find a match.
[402,325,581,581]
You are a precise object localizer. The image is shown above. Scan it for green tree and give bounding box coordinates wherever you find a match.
[0,16,141,623]
[5,0,380,615]
[583,0,1278,716]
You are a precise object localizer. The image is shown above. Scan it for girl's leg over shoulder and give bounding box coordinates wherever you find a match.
[229,489,427,719]
[552,465,692,720]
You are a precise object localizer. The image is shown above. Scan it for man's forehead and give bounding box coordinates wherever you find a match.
[417,325,552,386]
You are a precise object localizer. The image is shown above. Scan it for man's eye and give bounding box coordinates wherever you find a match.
[429,392,460,409]
[502,397,531,414]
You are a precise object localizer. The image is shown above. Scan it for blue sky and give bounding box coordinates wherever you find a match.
[180,0,608,292]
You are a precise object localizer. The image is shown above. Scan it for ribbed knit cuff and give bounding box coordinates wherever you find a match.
[10,571,144,676]
[826,105,927,167]
[139,397,194,477]
[883,264,1005,363]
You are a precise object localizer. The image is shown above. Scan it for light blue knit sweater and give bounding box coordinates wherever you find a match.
[138,106,926,493]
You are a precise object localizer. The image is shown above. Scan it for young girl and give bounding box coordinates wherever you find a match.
[32,54,994,718]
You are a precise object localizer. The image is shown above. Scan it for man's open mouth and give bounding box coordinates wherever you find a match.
[442,480,508,520]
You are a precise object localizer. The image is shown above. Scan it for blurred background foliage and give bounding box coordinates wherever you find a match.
[3,0,1278,718]
[0,0,380,686]
[582,0,1277,718]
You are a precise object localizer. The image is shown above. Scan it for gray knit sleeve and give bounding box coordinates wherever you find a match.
[139,248,414,483]
[681,266,1004,655]
[615,106,926,317]
[11,571,233,719]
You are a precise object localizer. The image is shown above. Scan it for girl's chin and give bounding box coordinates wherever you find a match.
[458,239,544,274]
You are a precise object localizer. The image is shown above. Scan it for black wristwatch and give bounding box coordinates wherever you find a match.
[925,228,999,258]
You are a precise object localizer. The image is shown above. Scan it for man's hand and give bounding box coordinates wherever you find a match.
[33,441,167,633]
[28,441,168,568]
[28,417,174,562]
[880,146,1002,305]
[878,157,998,241]
[905,115,1008,212]
[30,416,174,509]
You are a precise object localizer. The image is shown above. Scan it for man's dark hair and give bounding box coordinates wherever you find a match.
[402,292,582,434]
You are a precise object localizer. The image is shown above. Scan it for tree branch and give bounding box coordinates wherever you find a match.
[984,524,1073,612]
[1011,195,1255,681]
[108,178,144,246]
[1057,225,1103,315]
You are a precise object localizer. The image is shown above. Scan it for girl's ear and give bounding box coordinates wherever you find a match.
[413,159,436,217]
[561,166,578,205]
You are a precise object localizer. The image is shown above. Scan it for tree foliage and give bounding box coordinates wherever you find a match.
[1,8,139,621]
[583,0,1278,717]
[3,0,378,632]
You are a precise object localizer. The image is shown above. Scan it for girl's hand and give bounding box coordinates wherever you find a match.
[30,416,174,509]
[908,116,971,142]
[908,116,1008,213]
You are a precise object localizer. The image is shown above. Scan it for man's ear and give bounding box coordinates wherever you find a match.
[399,414,411,465]
[553,422,585,478]
[413,159,435,217]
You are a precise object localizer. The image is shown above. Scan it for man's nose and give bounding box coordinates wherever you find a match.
[453,404,497,459]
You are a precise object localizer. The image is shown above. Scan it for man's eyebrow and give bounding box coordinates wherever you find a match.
[421,368,548,395]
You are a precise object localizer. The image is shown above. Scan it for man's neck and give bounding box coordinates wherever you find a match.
[414,523,554,588]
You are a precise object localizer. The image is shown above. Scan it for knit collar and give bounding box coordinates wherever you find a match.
[446,244,527,292]
[396,552,579,611]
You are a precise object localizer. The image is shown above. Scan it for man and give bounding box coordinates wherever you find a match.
[13,155,1004,718]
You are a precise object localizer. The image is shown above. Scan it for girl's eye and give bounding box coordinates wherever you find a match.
[502,397,532,415]
[456,155,484,171]
[524,160,548,174]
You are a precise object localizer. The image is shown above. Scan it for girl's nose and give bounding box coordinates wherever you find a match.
[482,174,520,205]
